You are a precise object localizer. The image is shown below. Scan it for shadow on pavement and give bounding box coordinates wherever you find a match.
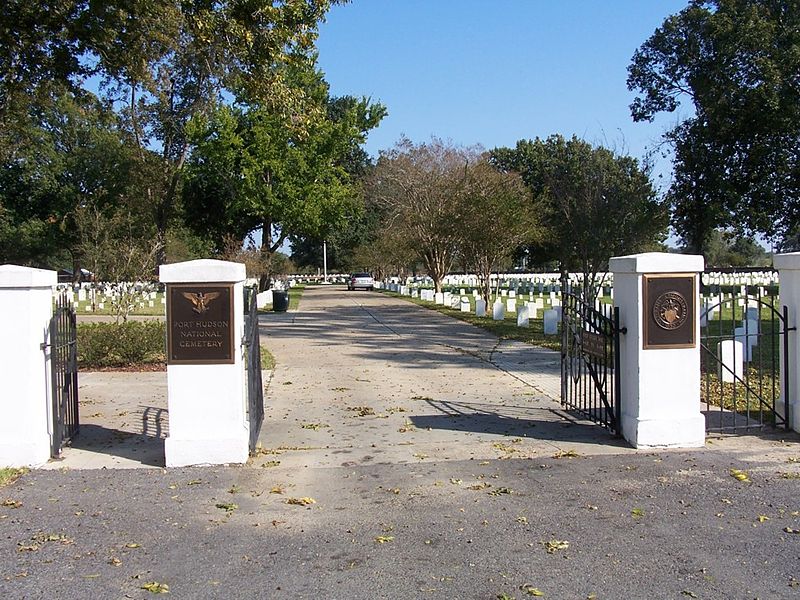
[65,424,166,468]
[409,399,629,448]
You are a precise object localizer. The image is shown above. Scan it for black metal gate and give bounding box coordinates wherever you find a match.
[49,290,79,457]
[560,280,625,434]
[243,286,264,451]
[700,272,792,432]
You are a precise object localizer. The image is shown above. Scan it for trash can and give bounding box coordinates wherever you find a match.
[272,290,289,312]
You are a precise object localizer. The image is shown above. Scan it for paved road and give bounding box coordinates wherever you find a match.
[3,286,800,599]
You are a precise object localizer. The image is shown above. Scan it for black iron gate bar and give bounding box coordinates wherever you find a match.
[699,270,792,433]
[243,286,264,452]
[560,277,625,435]
[48,290,79,456]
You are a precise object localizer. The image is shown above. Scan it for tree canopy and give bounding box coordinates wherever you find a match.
[491,135,667,297]
[182,56,385,286]
[0,0,347,271]
[628,0,800,251]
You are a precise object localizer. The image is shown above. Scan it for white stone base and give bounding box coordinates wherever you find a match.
[165,436,249,467]
[622,414,706,449]
[0,434,51,467]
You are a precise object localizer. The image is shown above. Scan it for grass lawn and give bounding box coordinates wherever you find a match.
[259,285,306,313]
[71,292,166,316]
[380,289,562,351]
[0,467,26,487]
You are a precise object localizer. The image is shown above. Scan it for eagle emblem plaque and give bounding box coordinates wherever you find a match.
[643,275,696,349]
[167,283,235,364]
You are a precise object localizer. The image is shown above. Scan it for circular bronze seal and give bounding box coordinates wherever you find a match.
[653,291,688,330]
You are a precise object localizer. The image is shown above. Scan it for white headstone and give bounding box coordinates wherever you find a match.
[460,297,471,312]
[475,298,486,317]
[517,304,530,327]
[718,340,744,383]
[435,292,444,305]
[506,298,516,313]
[492,300,505,321]
[256,290,273,308]
[543,309,559,335]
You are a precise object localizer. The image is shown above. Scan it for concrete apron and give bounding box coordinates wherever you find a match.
[45,286,797,470]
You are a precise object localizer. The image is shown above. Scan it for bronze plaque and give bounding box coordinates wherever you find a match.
[167,283,235,365]
[643,274,696,349]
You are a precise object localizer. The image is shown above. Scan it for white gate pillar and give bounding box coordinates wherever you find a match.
[773,252,800,432]
[0,265,56,466]
[159,259,249,467]
[609,253,705,448]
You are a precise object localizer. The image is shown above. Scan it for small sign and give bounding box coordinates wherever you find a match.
[643,274,696,349]
[167,283,235,364]
[582,330,608,360]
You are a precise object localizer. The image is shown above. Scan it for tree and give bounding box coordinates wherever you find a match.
[491,135,668,300]
[0,89,148,270]
[458,158,537,306]
[697,229,771,267]
[368,138,477,293]
[1,0,343,265]
[74,203,161,322]
[628,0,800,251]
[182,57,385,288]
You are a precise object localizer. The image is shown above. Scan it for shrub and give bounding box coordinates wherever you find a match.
[78,321,166,368]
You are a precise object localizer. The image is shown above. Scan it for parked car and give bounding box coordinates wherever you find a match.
[348,273,374,291]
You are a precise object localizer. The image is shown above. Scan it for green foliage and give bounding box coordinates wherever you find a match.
[182,56,385,284]
[260,346,276,371]
[458,159,538,305]
[701,230,771,267]
[77,321,166,368]
[628,0,800,250]
[0,467,25,487]
[1,0,344,266]
[0,90,147,268]
[491,135,667,296]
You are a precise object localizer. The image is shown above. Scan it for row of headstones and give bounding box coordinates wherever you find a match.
[56,286,164,311]
[704,271,778,287]
[388,284,566,335]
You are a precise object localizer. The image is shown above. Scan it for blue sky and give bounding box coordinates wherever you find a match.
[316,0,691,189]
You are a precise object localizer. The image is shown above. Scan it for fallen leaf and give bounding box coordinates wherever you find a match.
[286,497,316,506]
[488,487,513,496]
[521,585,545,596]
[300,423,329,430]
[729,468,750,482]
[374,535,394,543]
[543,540,569,554]
[631,508,645,519]
[141,581,170,594]
[553,449,580,459]
[215,502,238,513]
[1,499,22,508]
[757,515,770,523]
[125,543,141,549]
[262,461,280,468]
